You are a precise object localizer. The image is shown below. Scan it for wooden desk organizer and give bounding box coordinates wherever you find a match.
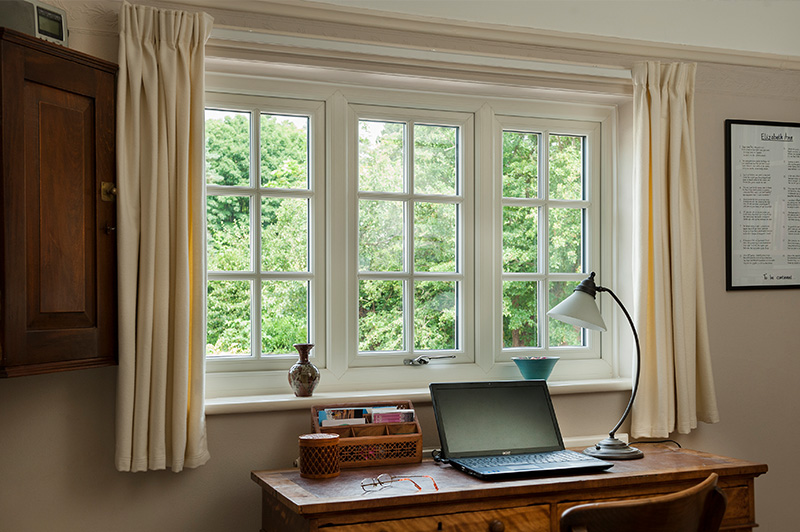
[311,400,423,469]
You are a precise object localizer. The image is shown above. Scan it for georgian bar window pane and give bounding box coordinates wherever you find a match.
[502,129,589,351]
[205,108,313,358]
[357,119,461,354]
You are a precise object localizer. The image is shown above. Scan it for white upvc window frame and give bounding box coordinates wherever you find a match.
[343,104,475,369]
[494,115,603,362]
[204,93,326,377]
[204,72,620,401]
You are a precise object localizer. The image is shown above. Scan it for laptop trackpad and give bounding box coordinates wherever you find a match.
[508,464,541,470]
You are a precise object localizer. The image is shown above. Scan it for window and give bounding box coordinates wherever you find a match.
[498,117,601,360]
[204,75,616,398]
[352,106,473,367]
[205,96,325,374]
[358,119,461,354]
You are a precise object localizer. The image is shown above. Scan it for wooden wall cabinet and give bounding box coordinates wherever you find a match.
[0,29,117,377]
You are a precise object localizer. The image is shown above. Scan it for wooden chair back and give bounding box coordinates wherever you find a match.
[559,473,727,532]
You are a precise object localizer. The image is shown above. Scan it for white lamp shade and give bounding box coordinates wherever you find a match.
[547,290,607,332]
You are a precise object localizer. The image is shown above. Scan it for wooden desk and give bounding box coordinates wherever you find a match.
[251,445,767,531]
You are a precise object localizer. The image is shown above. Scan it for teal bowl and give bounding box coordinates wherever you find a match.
[512,356,560,380]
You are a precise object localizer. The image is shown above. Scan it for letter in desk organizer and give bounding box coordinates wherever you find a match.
[372,409,415,424]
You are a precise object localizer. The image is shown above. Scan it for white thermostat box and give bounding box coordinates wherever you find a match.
[0,1,69,47]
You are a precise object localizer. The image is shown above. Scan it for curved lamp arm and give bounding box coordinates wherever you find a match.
[597,286,641,441]
[548,272,644,460]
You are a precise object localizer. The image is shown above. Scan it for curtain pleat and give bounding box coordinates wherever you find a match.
[115,1,213,472]
[631,62,720,438]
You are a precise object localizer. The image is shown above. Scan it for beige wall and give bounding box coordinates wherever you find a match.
[0,368,629,531]
[676,63,800,531]
[1,3,797,531]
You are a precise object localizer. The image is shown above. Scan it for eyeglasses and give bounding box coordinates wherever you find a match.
[360,473,439,492]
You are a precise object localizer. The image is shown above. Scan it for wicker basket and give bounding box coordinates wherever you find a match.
[298,433,340,479]
[311,400,423,469]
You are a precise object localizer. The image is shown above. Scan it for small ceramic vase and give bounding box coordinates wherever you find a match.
[288,343,320,397]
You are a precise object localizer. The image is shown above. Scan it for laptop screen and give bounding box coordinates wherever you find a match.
[430,380,565,458]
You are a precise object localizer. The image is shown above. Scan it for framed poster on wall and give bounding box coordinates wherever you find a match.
[725,119,800,290]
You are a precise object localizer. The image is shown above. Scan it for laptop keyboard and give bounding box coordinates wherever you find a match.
[459,450,594,468]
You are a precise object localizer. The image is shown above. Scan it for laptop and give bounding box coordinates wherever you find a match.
[429,380,613,479]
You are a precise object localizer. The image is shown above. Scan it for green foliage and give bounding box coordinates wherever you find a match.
[414,281,456,350]
[205,110,588,357]
[207,280,250,355]
[549,207,583,273]
[359,121,404,192]
[502,131,538,198]
[205,111,310,357]
[356,120,460,352]
[549,135,583,200]
[548,281,582,347]
[262,197,308,272]
[501,132,586,348]
[206,111,250,187]
[414,125,457,194]
[262,281,308,354]
[207,195,250,272]
[359,199,404,272]
[502,281,538,348]
[502,205,537,273]
[414,202,456,272]
[261,114,309,189]
[359,280,404,351]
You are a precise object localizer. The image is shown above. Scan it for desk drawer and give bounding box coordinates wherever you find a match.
[329,505,549,531]
[720,485,756,529]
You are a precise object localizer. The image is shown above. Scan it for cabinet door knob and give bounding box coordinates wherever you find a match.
[488,519,505,532]
[104,223,116,235]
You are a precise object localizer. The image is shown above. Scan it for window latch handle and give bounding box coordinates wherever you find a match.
[403,354,456,366]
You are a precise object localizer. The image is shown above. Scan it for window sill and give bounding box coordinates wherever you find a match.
[204,378,632,415]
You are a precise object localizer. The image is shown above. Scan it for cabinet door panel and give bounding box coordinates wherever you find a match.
[25,81,96,330]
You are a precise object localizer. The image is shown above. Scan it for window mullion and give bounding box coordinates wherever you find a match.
[540,131,549,350]
[406,121,414,354]
[252,108,263,360]
[406,201,414,353]
[541,130,550,276]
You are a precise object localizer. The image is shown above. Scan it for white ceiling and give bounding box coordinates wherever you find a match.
[306,0,800,58]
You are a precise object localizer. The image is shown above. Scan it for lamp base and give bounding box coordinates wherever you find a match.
[584,436,644,460]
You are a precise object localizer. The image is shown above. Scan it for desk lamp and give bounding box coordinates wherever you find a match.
[547,272,643,460]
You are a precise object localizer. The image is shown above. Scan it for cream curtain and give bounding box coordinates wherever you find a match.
[116,2,213,472]
[631,62,720,438]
